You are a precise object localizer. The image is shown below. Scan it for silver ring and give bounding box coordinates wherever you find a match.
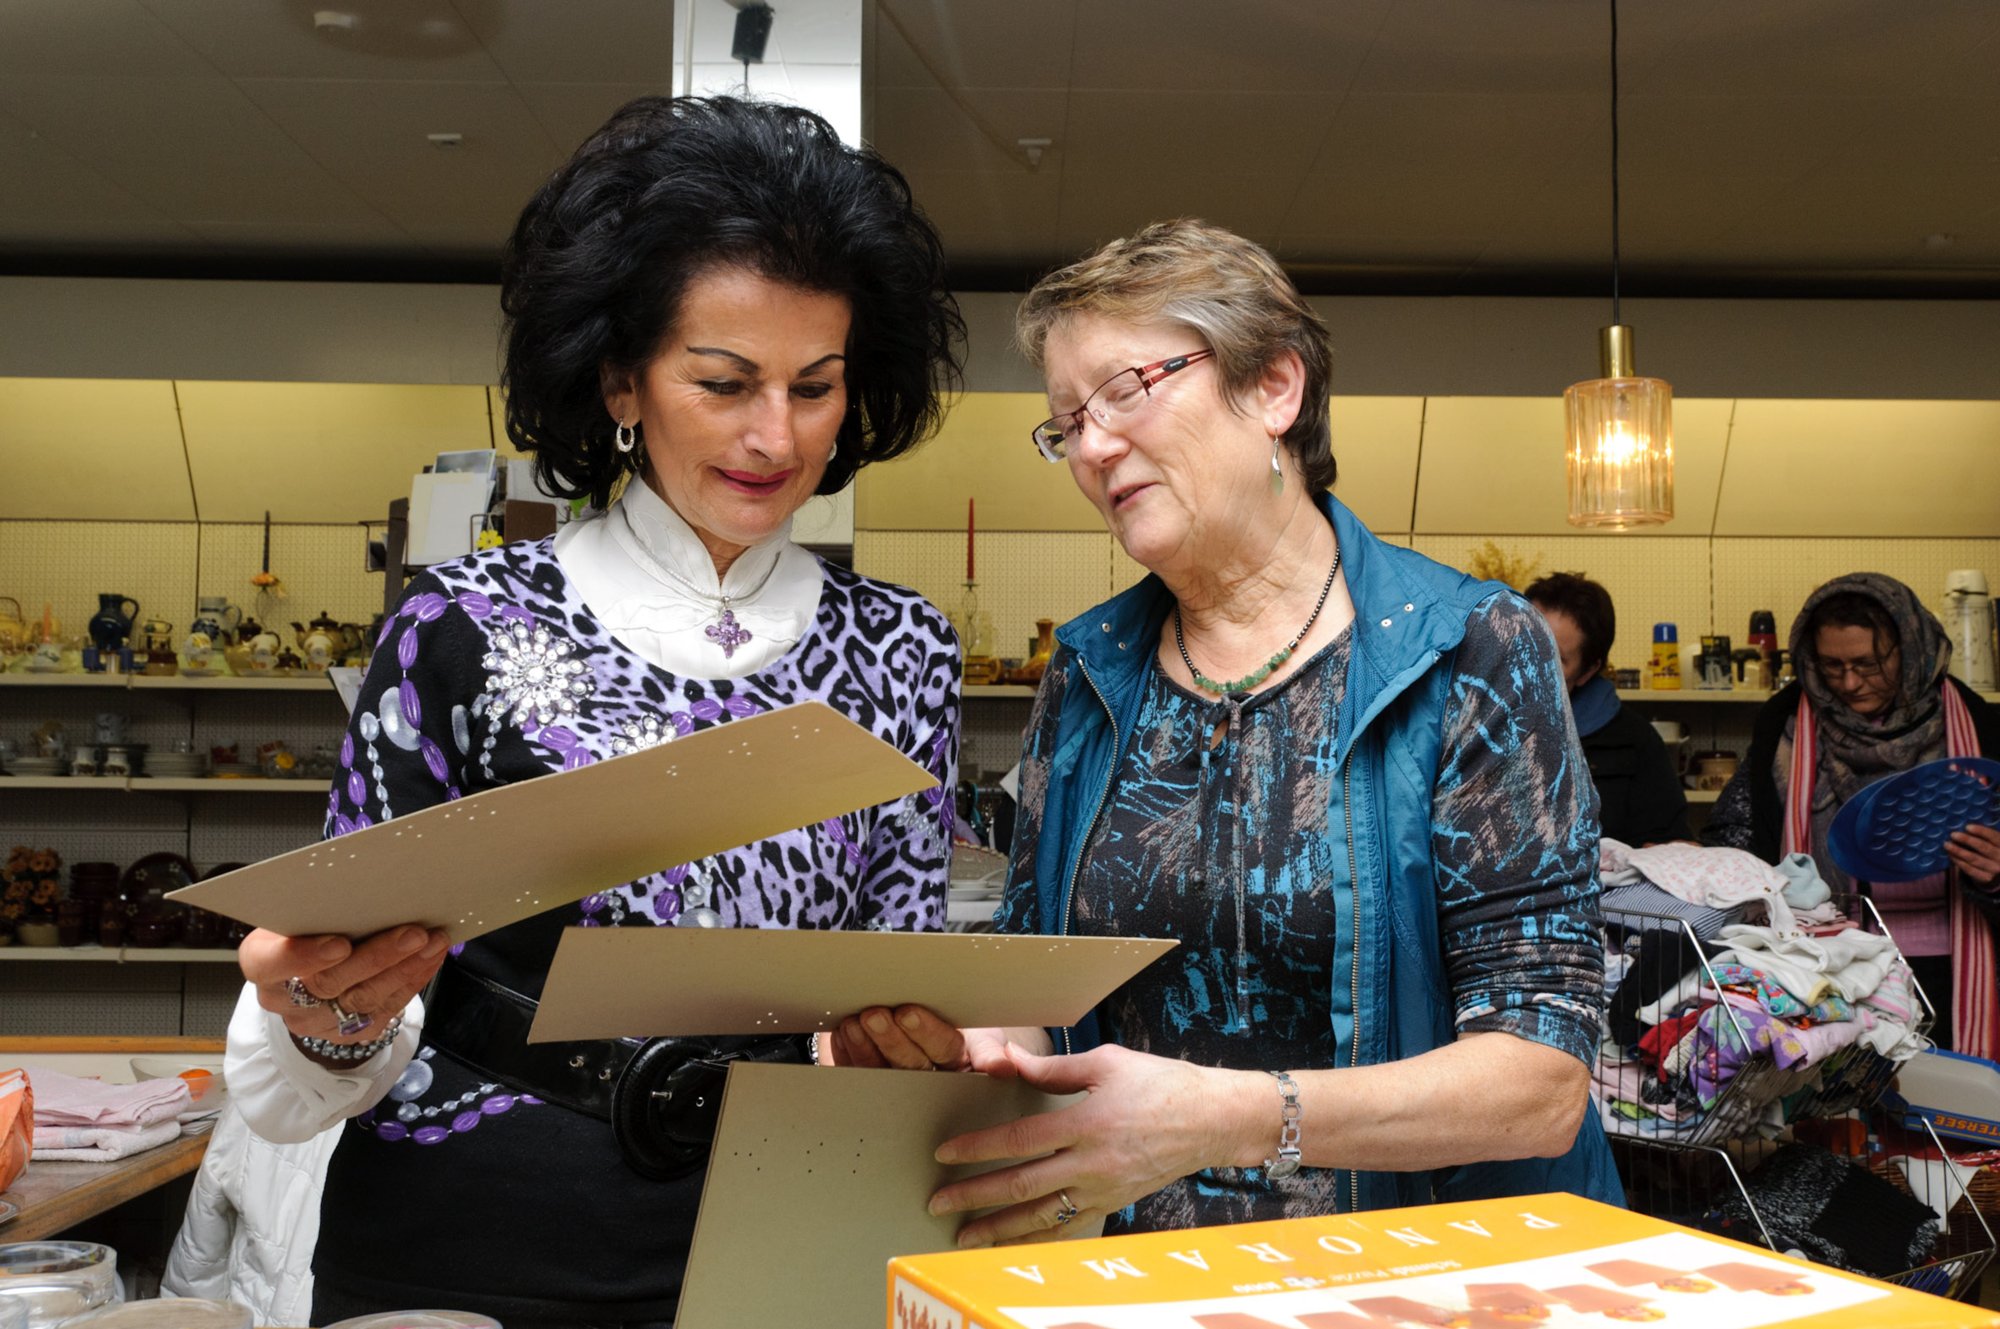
[326,999,373,1038]
[1053,1191,1079,1225]
[284,976,321,1009]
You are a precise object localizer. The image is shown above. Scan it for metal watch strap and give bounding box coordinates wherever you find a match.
[1263,1069,1302,1179]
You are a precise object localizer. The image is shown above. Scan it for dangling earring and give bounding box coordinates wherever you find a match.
[614,421,637,454]
[1269,435,1284,494]
[828,438,839,460]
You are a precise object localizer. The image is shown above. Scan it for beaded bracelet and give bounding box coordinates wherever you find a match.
[298,1015,404,1063]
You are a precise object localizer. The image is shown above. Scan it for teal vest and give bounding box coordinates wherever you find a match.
[1017,492,1622,1212]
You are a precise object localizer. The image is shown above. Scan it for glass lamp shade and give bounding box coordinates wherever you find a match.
[1565,326,1673,528]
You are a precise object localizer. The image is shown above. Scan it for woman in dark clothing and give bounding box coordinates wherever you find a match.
[1702,573,2000,1057]
[1526,573,1690,847]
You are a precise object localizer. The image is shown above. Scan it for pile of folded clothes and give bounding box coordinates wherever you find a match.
[1596,841,1930,1140]
[28,1068,190,1161]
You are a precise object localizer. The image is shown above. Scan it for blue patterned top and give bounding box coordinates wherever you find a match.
[1061,597,1602,1233]
[310,538,958,1319]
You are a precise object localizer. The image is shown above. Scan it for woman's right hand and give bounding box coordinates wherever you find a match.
[239,924,452,1051]
[829,1004,1014,1074]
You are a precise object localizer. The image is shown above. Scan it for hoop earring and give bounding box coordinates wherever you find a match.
[614,421,637,454]
[828,438,839,460]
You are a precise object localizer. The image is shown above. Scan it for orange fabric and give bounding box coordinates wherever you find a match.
[0,1067,32,1192]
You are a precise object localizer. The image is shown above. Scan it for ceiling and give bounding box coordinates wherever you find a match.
[2,0,1998,294]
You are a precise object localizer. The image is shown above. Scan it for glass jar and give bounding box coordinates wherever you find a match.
[0,1242,121,1326]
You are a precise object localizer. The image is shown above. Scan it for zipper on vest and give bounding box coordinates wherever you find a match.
[1057,657,1123,1057]
[1345,758,1362,1216]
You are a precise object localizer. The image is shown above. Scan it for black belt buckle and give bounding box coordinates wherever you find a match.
[609,1034,809,1181]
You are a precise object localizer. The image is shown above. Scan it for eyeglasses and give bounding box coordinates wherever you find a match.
[1030,349,1214,462]
[1816,646,1898,683]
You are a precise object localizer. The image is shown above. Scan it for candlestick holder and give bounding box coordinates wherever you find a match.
[952,581,999,684]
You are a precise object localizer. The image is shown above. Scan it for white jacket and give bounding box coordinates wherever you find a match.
[161,984,429,1323]
[160,1100,338,1328]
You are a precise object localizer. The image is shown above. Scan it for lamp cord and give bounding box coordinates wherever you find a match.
[1609,0,1622,327]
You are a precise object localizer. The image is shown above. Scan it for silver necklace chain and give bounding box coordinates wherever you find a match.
[651,549,782,612]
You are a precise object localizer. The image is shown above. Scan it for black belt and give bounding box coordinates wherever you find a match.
[423,958,809,1181]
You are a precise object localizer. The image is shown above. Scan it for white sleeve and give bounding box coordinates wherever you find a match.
[224,982,424,1144]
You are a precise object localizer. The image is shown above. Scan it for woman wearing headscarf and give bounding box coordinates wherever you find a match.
[1703,573,2000,1056]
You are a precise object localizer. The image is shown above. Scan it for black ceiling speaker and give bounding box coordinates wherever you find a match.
[731,4,774,64]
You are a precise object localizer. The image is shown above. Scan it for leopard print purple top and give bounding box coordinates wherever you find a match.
[310,537,958,1318]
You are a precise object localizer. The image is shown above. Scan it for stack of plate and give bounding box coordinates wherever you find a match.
[8,755,67,777]
[144,750,207,779]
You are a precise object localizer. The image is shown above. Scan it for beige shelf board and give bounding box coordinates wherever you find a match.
[5,776,330,793]
[1686,789,1722,804]
[0,945,243,963]
[0,672,127,689]
[4,776,127,790]
[133,778,333,794]
[1615,688,1773,704]
[1618,687,2000,705]
[963,684,1038,699]
[128,673,337,692]
[1,672,336,693]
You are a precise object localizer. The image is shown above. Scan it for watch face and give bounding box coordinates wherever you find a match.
[1266,1154,1301,1180]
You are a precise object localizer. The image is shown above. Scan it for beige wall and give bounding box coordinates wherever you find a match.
[3,277,1996,677]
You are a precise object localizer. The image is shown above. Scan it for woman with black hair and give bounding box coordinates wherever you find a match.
[1704,573,2000,1058]
[223,96,966,1326]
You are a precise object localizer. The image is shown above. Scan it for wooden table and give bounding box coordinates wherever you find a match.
[0,1131,209,1241]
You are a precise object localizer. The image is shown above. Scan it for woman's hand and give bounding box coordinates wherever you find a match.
[827,1004,1014,1074]
[1948,823,2000,885]
[927,1042,1258,1247]
[239,924,451,1054]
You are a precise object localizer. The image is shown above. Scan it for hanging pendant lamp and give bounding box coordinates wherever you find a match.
[1566,0,1673,529]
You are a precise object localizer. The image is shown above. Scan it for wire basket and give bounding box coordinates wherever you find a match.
[1613,1115,1995,1302]
[1596,891,1929,1148]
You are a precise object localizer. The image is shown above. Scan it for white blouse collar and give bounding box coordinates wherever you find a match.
[612,476,790,598]
[552,480,824,679]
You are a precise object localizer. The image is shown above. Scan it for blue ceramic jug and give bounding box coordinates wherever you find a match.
[87,594,139,651]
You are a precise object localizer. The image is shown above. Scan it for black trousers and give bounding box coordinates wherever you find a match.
[311,1280,674,1329]
[1907,951,1954,1051]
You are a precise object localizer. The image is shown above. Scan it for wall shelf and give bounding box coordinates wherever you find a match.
[0,673,334,693]
[0,946,242,964]
[963,684,1038,699]
[3,777,331,794]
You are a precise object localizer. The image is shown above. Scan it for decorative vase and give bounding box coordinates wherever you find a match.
[87,594,140,652]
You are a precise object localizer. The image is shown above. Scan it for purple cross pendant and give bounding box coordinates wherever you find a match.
[705,607,753,658]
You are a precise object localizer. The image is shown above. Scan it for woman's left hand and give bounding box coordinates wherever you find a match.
[927,1042,1253,1247]
[1947,823,2000,884]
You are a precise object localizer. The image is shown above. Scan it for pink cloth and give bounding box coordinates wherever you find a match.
[1868,877,1952,956]
[26,1068,189,1129]
[32,1119,182,1162]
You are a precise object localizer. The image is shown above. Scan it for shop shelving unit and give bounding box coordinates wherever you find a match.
[0,671,347,1035]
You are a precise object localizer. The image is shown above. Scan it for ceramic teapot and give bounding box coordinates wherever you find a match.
[291,611,344,671]
[190,596,243,645]
[140,617,174,654]
[87,594,140,651]
[240,617,282,672]
[0,597,26,654]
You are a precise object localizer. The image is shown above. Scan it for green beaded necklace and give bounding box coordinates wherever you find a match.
[1174,546,1342,696]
